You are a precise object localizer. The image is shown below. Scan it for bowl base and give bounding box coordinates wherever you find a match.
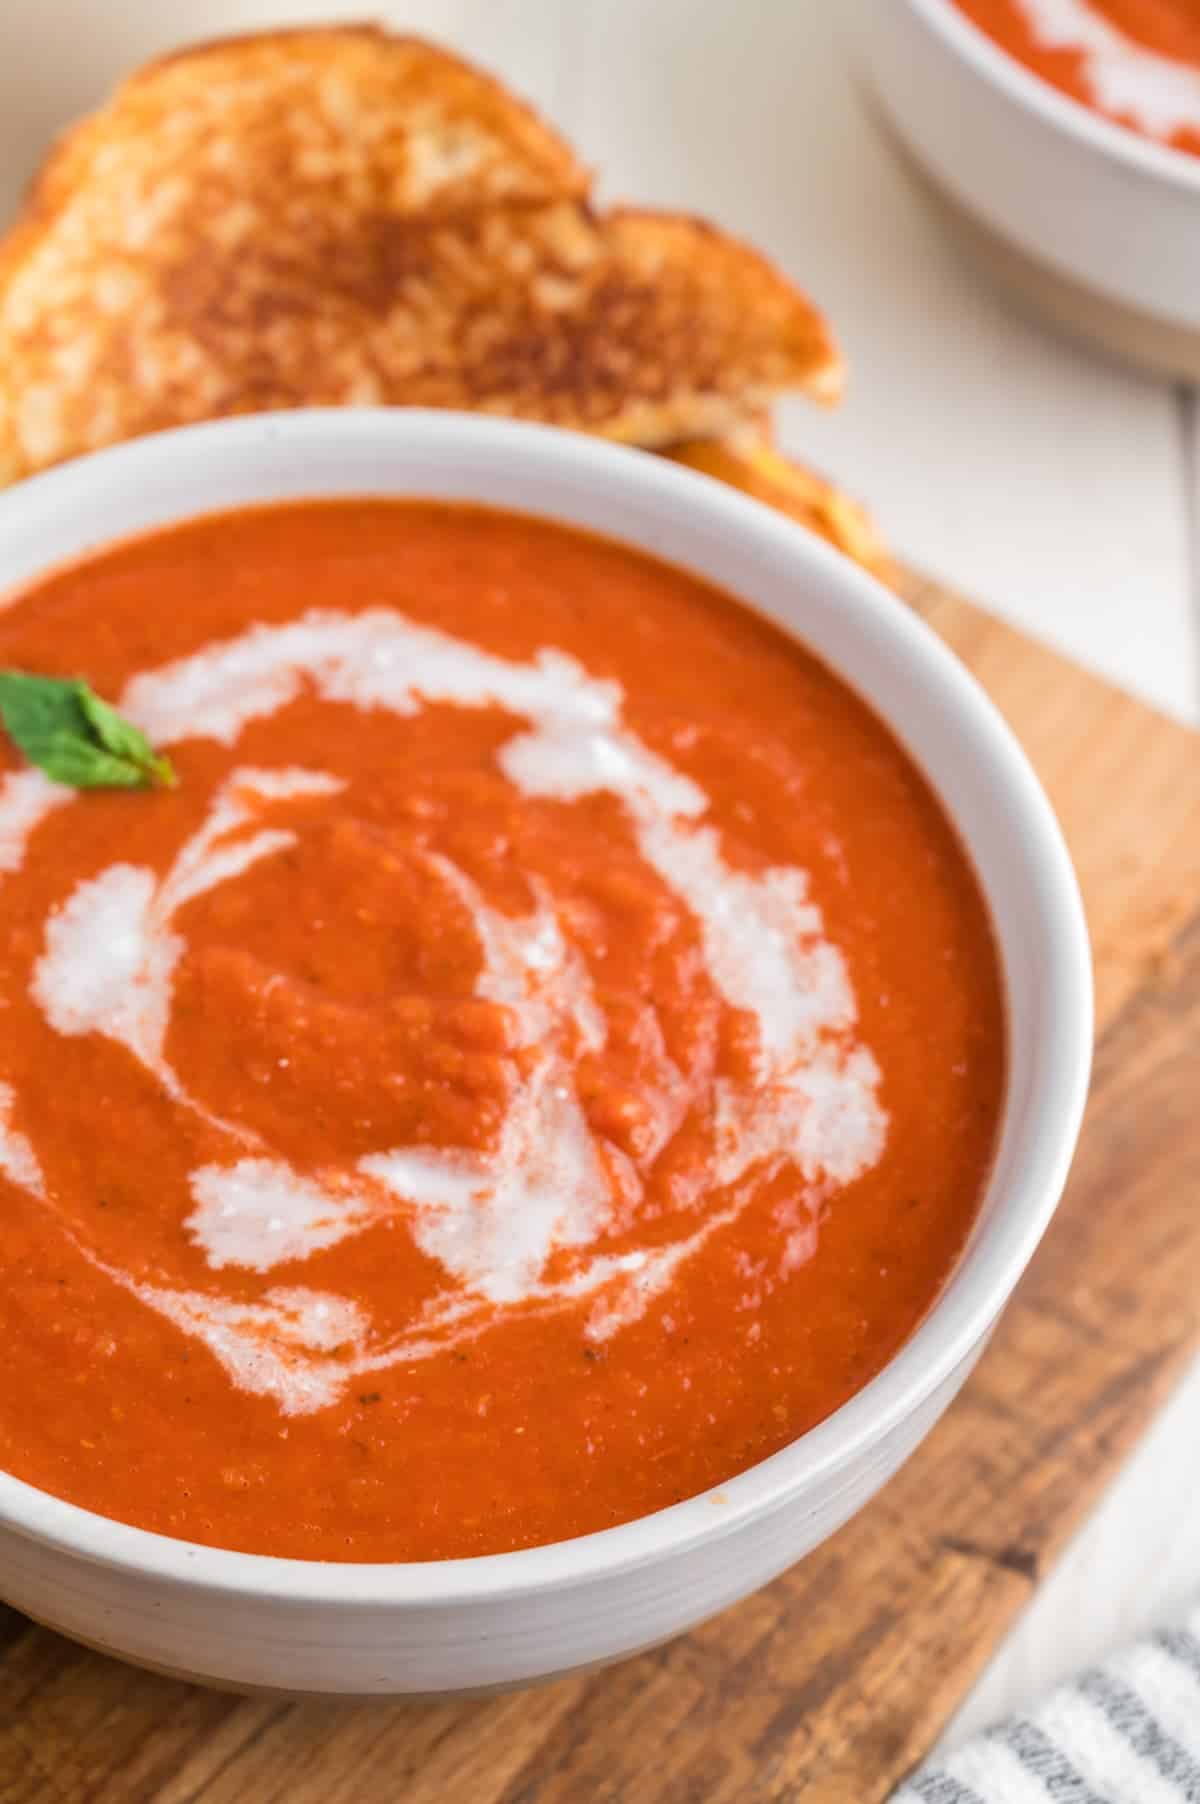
[15,1602,676,1702]
[871,94,1200,384]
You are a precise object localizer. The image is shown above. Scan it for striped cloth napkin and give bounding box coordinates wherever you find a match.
[893,1616,1200,1803]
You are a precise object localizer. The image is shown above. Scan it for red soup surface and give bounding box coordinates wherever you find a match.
[951,0,1200,156]
[0,501,1005,1561]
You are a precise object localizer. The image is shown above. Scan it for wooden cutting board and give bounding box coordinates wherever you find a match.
[2,570,1198,1803]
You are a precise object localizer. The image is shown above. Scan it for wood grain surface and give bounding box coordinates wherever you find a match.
[2,571,1198,1803]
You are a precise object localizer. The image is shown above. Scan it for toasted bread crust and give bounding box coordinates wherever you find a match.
[607,211,843,411]
[0,28,841,483]
[663,422,893,584]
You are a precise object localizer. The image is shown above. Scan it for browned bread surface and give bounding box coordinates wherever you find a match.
[0,26,840,482]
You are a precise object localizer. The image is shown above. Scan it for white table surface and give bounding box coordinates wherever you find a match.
[2,0,1199,1759]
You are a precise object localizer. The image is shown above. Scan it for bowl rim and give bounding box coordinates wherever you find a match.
[0,408,1093,1608]
[905,0,1200,193]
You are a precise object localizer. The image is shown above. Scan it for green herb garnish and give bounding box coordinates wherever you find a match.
[0,672,176,791]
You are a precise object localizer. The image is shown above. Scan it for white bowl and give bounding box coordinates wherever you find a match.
[0,409,1092,1696]
[855,0,1200,380]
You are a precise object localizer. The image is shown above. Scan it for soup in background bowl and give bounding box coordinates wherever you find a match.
[0,409,1091,1695]
[951,0,1200,158]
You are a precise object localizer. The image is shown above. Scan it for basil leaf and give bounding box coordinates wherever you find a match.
[77,685,177,788]
[0,672,177,791]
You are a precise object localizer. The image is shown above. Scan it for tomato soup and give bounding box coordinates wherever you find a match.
[0,502,1005,1561]
[952,0,1200,155]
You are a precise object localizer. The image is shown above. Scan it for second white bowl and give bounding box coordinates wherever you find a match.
[856,0,1200,379]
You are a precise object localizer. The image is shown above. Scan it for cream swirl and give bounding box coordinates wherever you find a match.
[4,608,888,1414]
